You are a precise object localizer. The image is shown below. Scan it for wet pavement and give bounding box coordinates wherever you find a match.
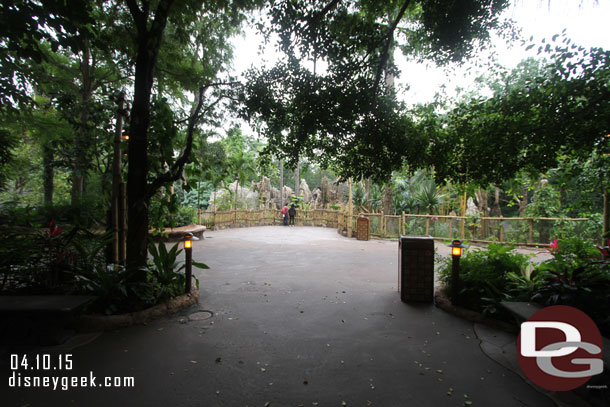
[2,226,563,406]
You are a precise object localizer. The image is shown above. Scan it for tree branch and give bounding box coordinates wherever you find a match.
[150,0,176,39]
[173,81,241,124]
[314,0,342,23]
[147,85,205,196]
[373,0,412,94]
[125,0,146,32]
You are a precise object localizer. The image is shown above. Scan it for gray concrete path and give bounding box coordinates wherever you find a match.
[3,226,557,406]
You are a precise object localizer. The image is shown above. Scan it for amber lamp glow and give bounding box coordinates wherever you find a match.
[446,239,468,303]
[183,232,199,293]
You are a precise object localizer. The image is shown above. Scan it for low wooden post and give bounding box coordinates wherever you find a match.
[528,219,534,243]
[499,223,505,243]
[402,211,406,235]
[425,217,430,236]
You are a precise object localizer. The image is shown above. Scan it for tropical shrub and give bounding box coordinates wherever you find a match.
[530,237,610,335]
[438,243,532,315]
[0,221,109,294]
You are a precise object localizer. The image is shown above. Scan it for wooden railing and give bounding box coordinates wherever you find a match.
[199,209,340,229]
[198,209,598,246]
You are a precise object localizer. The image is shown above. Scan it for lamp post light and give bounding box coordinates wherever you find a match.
[183,232,199,293]
[446,239,468,304]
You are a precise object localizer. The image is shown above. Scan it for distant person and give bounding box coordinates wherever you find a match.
[281,204,289,226]
[288,204,296,226]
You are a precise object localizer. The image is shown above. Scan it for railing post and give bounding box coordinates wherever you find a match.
[425,217,430,236]
[528,219,534,243]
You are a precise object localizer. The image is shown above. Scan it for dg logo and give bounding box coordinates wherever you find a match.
[517,305,604,391]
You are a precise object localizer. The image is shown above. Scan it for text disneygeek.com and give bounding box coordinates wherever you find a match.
[8,354,135,391]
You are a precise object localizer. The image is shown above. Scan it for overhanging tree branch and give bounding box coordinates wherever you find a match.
[147,85,205,197]
[125,0,145,31]
[373,0,412,93]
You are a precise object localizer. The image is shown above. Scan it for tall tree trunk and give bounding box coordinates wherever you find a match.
[71,34,93,205]
[126,0,174,272]
[295,157,300,200]
[382,183,392,215]
[111,92,125,265]
[492,185,502,217]
[42,144,54,206]
[603,189,609,242]
[279,159,284,208]
[519,184,529,216]
[475,188,489,237]
[365,177,371,212]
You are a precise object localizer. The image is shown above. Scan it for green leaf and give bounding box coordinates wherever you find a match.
[192,261,210,270]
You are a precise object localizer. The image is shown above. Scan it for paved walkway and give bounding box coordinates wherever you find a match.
[3,226,560,406]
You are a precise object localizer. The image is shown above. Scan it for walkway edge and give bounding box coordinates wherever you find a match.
[74,288,199,332]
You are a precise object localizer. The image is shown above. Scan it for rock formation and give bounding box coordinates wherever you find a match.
[208,176,347,210]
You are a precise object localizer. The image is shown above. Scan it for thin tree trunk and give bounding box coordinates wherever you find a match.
[382,183,392,215]
[72,34,93,205]
[475,188,489,237]
[365,177,371,211]
[492,185,502,217]
[280,159,284,208]
[295,157,300,200]
[111,92,125,265]
[519,184,529,216]
[42,144,54,206]
[603,189,609,243]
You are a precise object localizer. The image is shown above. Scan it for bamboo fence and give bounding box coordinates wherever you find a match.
[335,212,597,246]
[199,209,598,246]
[200,209,340,229]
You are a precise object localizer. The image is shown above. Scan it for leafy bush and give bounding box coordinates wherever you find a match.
[0,221,110,294]
[148,242,207,302]
[148,242,187,302]
[438,243,532,315]
[505,263,546,301]
[551,214,603,244]
[0,199,104,228]
[76,265,154,315]
[0,218,208,315]
[531,237,610,335]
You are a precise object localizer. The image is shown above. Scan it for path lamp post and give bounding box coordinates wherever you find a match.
[446,239,468,304]
[183,232,199,293]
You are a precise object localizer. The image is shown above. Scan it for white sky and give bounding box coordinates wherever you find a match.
[398,0,610,104]
[230,0,610,128]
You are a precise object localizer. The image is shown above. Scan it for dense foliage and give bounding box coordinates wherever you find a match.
[439,237,610,335]
[243,0,511,181]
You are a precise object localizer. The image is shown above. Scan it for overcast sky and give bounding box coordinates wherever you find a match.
[231,1,610,106]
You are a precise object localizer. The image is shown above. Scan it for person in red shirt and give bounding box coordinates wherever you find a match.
[281,204,289,226]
